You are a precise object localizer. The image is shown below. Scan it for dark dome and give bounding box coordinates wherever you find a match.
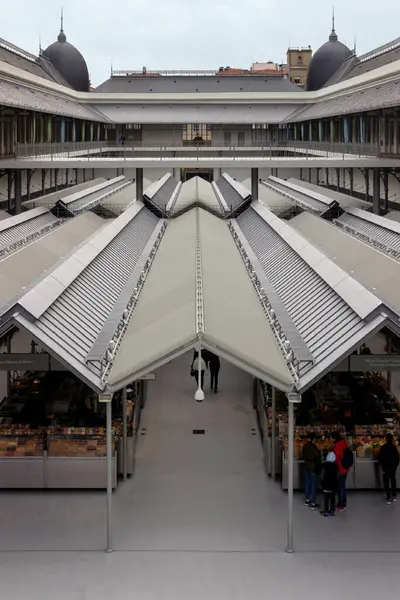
[307,28,352,91]
[43,28,90,92]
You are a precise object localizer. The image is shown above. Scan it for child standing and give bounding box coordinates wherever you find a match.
[320,452,339,517]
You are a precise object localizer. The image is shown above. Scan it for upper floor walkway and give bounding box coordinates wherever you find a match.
[1,141,399,170]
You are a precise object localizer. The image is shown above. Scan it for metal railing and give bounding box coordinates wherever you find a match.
[9,140,382,160]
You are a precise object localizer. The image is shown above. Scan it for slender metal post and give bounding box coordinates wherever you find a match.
[14,169,22,215]
[106,400,113,553]
[271,386,277,482]
[122,387,128,482]
[286,399,295,553]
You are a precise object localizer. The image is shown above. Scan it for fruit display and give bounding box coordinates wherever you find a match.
[0,434,44,457]
[46,426,118,457]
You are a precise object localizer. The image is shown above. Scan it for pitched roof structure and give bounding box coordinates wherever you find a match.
[0,206,60,258]
[335,206,400,259]
[291,211,400,313]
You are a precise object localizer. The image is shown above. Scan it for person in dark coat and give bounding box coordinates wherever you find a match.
[208,352,220,393]
[378,433,400,504]
[302,433,322,510]
[320,452,339,517]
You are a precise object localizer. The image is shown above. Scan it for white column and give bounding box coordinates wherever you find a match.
[106,399,113,552]
[122,387,128,482]
[286,391,301,553]
[271,386,277,481]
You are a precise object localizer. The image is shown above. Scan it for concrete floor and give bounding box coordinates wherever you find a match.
[1,354,400,598]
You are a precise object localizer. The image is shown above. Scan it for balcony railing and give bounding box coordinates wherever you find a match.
[8,140,382,160]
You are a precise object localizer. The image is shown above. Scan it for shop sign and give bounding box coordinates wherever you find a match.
[99,393,113,403]
[350,354,400,372]
[0,353,50,370]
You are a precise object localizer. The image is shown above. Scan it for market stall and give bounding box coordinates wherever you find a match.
[0,368,143,489]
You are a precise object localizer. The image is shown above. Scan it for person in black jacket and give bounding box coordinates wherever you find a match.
[208,352,220,393]
[320,452,339,517]
[302,433,322,510]
[378,433,400,504]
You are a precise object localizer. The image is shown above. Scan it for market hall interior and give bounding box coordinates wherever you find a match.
[1,352,400,554]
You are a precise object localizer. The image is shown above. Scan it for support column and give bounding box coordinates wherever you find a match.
[365,168,370,202]
[383,169,389,212]
[41,169,46,195]
[372,167,381,215]
[14,169,22,215]
[308,122,312,142]
[349,168,354,196]
[136,168,143,202]
[141,380,147,409]
[60,117,66,143]
[271,386,277,482]
[122,387,128,482]
[90,122,94,142]
[105,399,113,553]
[81,121,85,142]
[286,391,301,554]
[251,168,258,201]
[343,117,350,144]
[360,115,366,144]
[47,116,52,143]
[72,120,76,143]
[300,123,304,141]
[308,168,312,183]
[7,170,13,211]
[336,168,340,191]
[318,120,323,142]
[330,119,335,143]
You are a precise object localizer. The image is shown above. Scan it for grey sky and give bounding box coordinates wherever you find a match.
[2,0,400,86]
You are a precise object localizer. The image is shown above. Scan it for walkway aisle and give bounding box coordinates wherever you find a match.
[113,353,285,551]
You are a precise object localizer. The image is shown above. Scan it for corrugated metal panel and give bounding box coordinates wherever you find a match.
[0,212,58,250]
[263,177,333,215]
[33,209,158,372]
[144,177,178,212]
[216,176,250,213]
[236,207,367,376]
[291,211,400,314]
[288,179,371,211]
[335,208,400,253]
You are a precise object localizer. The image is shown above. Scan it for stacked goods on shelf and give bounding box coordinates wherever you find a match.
[350,425,400,458]
[47,426,119,457]
[282,425,345,459]
[0,426,44,457]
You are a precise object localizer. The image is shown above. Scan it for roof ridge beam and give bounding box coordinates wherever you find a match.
[195,208,205,337]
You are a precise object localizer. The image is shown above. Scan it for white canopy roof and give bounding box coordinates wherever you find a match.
[108,208,294,392]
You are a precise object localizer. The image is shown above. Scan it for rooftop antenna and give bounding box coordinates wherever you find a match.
[38,34,42,55]
[60,6,64,33]
[110,58,113,76]
[353,35,357,55]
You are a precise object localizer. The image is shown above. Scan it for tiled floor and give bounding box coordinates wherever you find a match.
[1,354,400,598]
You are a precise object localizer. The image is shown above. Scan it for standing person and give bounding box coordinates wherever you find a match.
[333,432,353,511]
[378,433,399,504]
[191,351,207,391]
[208,352,220,393]
[302,433,321,510]
[320,452,338,517]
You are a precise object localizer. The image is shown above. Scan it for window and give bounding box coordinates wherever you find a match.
[238,131,245,146]
[224,131,232,146]
[182,124,212,143]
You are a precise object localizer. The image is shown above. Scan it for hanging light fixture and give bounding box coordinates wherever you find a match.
[194,339,204,402]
